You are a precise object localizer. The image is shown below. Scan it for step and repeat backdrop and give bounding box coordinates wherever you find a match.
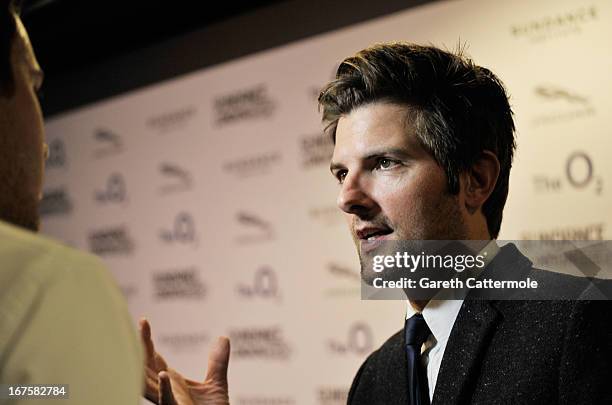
[40,0,611,403]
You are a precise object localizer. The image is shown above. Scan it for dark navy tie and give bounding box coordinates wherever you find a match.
[405,313,432,405]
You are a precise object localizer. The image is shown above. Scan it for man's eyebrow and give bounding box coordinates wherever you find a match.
[329,161,345,172]
[363,147,412,160]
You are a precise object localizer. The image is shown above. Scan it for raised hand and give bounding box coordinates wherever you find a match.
[139,318,230,405]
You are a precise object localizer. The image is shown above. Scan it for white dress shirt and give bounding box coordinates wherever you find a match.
[405,240,500,401]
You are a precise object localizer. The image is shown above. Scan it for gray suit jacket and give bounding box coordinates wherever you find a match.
[348,244,612,404]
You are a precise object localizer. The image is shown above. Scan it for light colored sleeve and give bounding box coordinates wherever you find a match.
[0,248,143,404]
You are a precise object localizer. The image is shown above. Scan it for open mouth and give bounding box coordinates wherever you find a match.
[357,227,393,252]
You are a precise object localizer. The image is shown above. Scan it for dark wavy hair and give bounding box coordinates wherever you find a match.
[318,42,516,238]
[0,0,21,96]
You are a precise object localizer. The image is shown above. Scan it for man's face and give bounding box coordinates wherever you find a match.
[330,102,468,276]
[0,15,45,231]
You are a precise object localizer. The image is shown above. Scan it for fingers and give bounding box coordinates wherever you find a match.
[139,318,157,368]
[204,336,231,385]
[144,367,161,403]
[158,371,178,405]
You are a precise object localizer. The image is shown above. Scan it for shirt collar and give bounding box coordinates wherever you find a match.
[405,240,500,343]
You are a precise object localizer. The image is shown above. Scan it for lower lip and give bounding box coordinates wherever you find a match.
[360,235,391,254]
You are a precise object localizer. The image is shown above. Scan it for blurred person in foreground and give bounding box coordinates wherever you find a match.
[142,43,612,404]
[0,2,230,403]
[0,1,139,403]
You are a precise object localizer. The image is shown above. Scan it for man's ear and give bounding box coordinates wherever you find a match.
[462,150,500,214]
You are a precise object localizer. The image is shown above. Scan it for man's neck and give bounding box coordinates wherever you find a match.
[405,239,499,312]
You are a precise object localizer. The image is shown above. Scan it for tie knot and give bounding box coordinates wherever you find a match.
[405,313,431,347]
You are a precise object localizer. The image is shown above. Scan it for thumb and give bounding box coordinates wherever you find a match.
[158,371,178,405]
[204,336,230,384]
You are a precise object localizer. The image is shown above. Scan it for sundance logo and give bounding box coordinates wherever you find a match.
[317,387,348,405]
[88,226,135,256]
[158,162,193,194]
[159,332,209,352]
[39,187,73,217]
[223,151,281,178]
[146,106,196,133]
[328,322,373,356]
[229,327,291,360]
[46,138,66,168]
[235,211,274,244]
[300,133,333,168]
[510,6,597,43]
[153,267,207,300]
[160,212,198,245]
[214,84,276,126]
[93,128,123,158]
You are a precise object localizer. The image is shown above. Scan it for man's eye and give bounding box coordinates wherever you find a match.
[336,170,347,184]
[375,158,398,170]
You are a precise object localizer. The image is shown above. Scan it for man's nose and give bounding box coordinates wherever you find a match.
[337,172,377,218]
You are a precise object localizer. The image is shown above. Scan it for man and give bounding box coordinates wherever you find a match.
[145,42,612,404]
[0,1,143,402]
[319,43,612,404]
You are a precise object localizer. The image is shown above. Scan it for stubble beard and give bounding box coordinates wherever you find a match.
[358,192,467,286]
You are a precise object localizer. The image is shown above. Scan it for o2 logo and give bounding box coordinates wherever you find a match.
[565,152,602,193]
[533,151,603,195]
[159,212,197,245]
[328,322,373,355]
[94,173,127,204]
[237,266,280,300]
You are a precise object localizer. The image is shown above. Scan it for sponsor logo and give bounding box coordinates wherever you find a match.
[324,262,360,298]
[237,266,280,300]
[158,162,193,194]
[214,84,276,126]
[530,85,595,127]
[159,332,209,353]
[533,152,602,195]
[160,212,198,245]
[308,205,344,227]
[521,223,605,240]
[94,173,128,204]
[46,138,66,168]
[300,133,333,168]
[93,128,123,158]
[510,6,597,43]
[146,106,197,133]
[223,151,281,178]
[327,322,373,356]
[153,267,207,300]
[236,397,295,405]
[316,387,349,405]
[235,212,274,244]
[39,187,73,217]
[88,225,135,256]
[229,326,291,360]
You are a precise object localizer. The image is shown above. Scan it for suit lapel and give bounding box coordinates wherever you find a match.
[432,299,500,405]
[431,244,532,404]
